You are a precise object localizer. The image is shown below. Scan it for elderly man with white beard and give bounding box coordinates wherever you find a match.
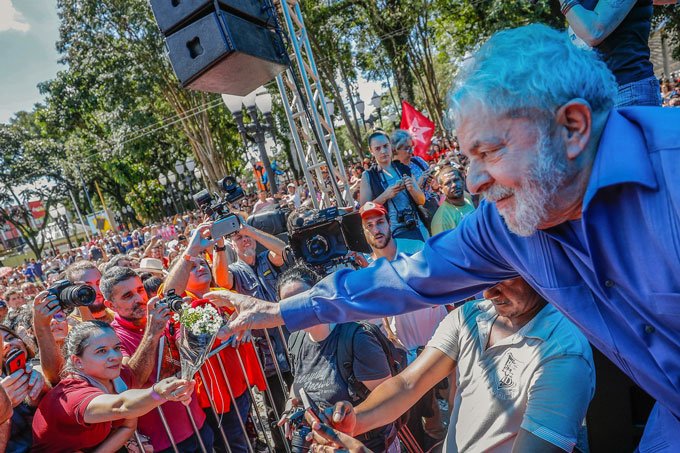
[207,24,680,452]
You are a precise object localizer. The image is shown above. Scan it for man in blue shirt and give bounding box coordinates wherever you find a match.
[207,24,680,451]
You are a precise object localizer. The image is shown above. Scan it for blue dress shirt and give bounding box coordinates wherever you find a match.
[280,107,680,450]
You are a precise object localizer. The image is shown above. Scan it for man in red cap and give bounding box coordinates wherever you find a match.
[359,202,447,445]
[359,202,424,263]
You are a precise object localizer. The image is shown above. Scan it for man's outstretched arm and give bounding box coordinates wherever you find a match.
[207,202,517,335]
[351,348,456,436]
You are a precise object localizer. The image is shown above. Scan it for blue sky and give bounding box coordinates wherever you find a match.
[0,0,60,123]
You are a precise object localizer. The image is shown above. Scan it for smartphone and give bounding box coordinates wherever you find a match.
[3,349,26,376]
[211,215,241,238]
[299,388,327,424]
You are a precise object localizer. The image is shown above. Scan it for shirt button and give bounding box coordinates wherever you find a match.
[644,325,655,334]
[604,280,615,288]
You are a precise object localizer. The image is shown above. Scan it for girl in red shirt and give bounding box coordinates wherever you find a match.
[32,321,196,453]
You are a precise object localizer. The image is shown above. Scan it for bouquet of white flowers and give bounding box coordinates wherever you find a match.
[174,302,223,380]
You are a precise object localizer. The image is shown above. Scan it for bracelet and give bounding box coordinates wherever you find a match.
[214,244,226,252]
[151,383,166,401]
[561,0,580,15]
[183,253,196,263]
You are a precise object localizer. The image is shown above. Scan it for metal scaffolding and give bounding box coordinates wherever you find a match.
[273,0,353,209]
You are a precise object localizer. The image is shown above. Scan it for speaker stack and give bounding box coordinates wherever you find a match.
[149,0,289,95]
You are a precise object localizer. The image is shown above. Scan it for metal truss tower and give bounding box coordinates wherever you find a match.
[273,0,352,209]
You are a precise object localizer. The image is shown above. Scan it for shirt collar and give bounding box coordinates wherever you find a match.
[476,300,559,345]
[583,108,659,209]
[112,313,145,334]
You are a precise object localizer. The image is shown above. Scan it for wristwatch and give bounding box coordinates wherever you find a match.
[214,244,227,252]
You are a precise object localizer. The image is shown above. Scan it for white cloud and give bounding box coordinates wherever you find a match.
[0,0,30,33]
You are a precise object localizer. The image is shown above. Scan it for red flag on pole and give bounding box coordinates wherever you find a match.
[399,100,435,161]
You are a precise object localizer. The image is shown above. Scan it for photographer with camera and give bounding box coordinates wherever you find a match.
[162,223,267,453]
[65,261,116,324]
[360,130,429,241]
[100,266,213,452]
[211,215,295,449]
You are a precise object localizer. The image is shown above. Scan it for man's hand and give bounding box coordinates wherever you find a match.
[25,368,46,404]
[204,291,283,338]
[146,297,171,338]
[32,291,63,328]
[0,369,29,407]
[310,422,369,453]
[382,183,404,201]
[348,252,369,269]
[186,222,214,257]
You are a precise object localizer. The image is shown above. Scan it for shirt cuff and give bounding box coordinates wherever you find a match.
[280,290,319,331]
[521,417,576,452]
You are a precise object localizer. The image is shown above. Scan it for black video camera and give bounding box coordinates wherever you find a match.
[47,279,96,310]
[158,289,185,312]
[288,207,371,274]
[192,175,246,238]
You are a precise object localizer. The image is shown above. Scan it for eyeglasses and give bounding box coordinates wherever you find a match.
[53,312,67,322]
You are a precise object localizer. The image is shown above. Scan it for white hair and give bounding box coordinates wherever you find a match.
[449,24,618,125]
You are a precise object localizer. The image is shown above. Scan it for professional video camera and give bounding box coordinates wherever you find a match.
[47,280,96,310]
[288,207,371,275]
[192,176,246,238]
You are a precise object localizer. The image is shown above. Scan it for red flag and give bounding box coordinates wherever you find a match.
[399,100,435,161]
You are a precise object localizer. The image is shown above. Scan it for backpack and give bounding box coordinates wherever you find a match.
[288,321,410,430]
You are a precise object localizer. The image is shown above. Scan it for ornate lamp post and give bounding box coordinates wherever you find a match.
[222,87,279,194]
[370,91,383,127]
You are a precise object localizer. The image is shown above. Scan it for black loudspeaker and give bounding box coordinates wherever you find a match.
[164,10,288,95]
[149,0,272,36]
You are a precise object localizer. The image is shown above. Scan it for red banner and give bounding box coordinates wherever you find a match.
[399,100,435,161]
[29,201,46,220]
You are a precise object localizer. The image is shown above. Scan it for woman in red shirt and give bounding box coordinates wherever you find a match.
[32,321,196,453]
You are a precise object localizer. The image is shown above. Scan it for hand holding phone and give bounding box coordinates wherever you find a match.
[3,349,26,376]
[299,388,329,425]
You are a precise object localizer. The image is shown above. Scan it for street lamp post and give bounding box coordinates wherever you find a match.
[355,98,366,133]
[185,157,197,192]
[371,91,383,128]
[159,173,180,215]
[50,204,74,249]
[222,87,279,194]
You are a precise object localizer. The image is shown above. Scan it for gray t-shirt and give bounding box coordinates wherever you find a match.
[292,324,393,451]
[428,301,594,452]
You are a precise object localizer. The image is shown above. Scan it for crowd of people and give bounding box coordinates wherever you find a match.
[1,3,680,450]
[0,121,482,453]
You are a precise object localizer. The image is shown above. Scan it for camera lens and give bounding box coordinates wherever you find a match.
[166,297,184,312]
[59,284,96,309]
[220,176,238,193]
[306,235,329,259]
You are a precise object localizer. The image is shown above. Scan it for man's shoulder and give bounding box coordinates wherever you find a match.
[529,305,592,359]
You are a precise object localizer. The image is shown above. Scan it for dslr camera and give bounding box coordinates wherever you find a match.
[158,289,184,312]
[47,279,96,310]
[192,176,245,238]
[398,208,418,229]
